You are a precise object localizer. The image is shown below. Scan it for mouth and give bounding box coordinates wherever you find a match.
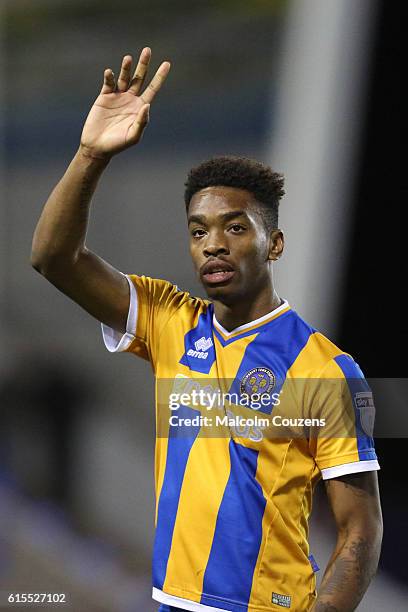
[200,259,236,286]
[203,270,236,285]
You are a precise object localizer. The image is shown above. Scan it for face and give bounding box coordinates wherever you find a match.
[188,186,283,304]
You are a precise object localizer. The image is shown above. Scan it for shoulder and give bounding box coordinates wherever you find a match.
[128,274,211,316]
[287,307,360,377]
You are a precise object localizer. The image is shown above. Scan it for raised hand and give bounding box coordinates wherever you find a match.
[80,48,171,160]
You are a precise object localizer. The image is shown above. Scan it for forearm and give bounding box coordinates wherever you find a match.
[29,51,168,332]
[31,146,109,274]
[313,528,382,611]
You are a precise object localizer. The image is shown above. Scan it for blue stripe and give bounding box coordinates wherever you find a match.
[152,404,201,590]
[179,304,216,374]
[227,310,314,414]
[333,354,377,461]
[200,440,265,612]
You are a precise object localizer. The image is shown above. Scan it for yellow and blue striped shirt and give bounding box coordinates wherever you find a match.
[102,275,379,612]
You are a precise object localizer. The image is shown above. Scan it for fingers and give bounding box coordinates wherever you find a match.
[128,47,151,95]
[126,103,150,145]
[100,51,171,103]
[100,68,116,94]
[141,61,171,104]
[116,55,133,92]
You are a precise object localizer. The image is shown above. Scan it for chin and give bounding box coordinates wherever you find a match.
[202,283,239,304]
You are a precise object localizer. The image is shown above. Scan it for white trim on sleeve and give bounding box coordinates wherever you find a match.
[152,587,226,612]
[101,274,138,353]
[321,459,380,480]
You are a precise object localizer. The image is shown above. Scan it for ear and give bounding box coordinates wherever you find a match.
[268,229,284,261]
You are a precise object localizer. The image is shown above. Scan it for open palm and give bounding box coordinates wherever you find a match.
[81,49,170,158]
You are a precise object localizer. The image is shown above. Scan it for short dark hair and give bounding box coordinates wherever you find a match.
[184,155,285,230]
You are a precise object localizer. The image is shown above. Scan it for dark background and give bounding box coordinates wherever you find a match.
[339,0,407,586]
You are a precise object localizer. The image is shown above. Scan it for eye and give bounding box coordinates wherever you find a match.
[191,228,206,238]
[229,224,245,233]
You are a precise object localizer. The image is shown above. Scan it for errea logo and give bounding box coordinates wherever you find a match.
[195,336,213,351]
[187,336,213,359]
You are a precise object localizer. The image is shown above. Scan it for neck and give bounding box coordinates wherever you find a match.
[213,284,282,332]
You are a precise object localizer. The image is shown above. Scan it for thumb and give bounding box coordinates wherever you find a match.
[127,103,150,145]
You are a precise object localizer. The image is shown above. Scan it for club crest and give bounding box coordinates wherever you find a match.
[240,367,276,396]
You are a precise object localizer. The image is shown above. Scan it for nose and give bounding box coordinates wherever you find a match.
[203,231,229,257]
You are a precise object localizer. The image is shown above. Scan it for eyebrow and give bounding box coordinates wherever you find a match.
[188,210,248,225]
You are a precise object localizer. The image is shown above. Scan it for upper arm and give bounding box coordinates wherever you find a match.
[325,471,383,537]
[101,274,192,366]
[41,246,130,333]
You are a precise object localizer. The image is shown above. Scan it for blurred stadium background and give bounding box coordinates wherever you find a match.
[1,0,407,610]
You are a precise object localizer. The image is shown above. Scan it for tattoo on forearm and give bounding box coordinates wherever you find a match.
[316,536,380,610]
[350,537,373,585]
[316,473,382,610]
[320,557,353,595]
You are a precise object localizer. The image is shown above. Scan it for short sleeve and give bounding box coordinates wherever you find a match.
[309,354,380,480]
[101,274,189,368]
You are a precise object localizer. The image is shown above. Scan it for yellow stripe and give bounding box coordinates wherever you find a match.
[154,376,171,525]
[162,436,231,598]
[247,439,291,608]
[286,331,343,377]
[248,440,319,610]
[154,436,169,526]
[313,357,360,468]
[284,334,360,472]
[214,331,258,380]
